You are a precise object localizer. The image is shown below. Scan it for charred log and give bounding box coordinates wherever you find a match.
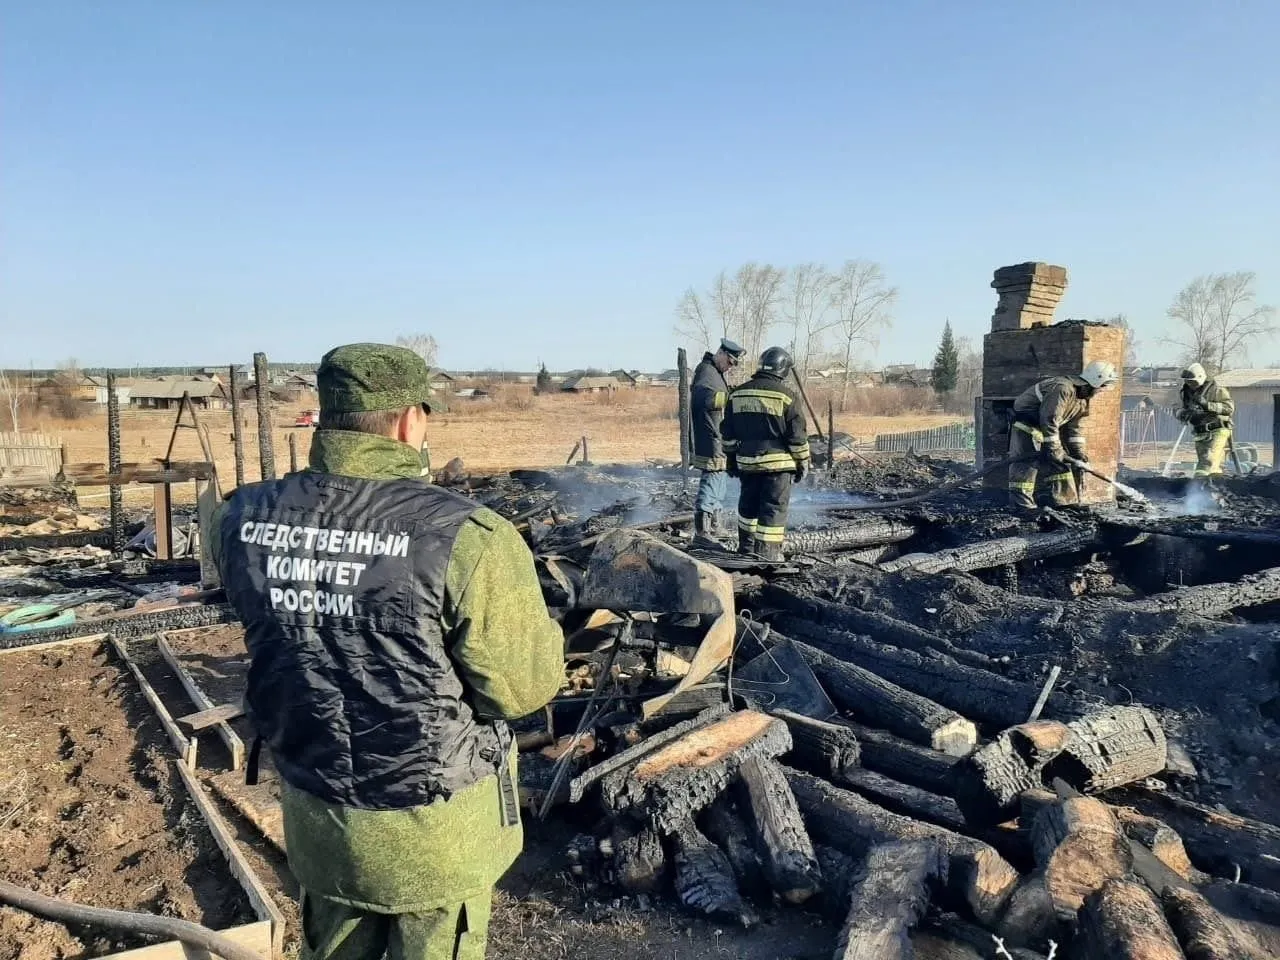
[757,585,992,668]
[608,822,667,893]
[1116,789,1280,892]
[1128,565,1280,617]
[0,602,237,651]
[996,871,1061,949]
[794,641,978,756]
[1162,886,1265,960]
[782,518,917,556]
[832,840,945,960]
[952,721,1074,827]
[785,768,1019,926]
[1046,706,1167,795]
[775,616,1056,726]
[669,821,758,928]
[878,526,1099,575]
[600,710,792,834]
[836,767,967,834]
[816,844,858,921]
[732,757,821,904]
[698,798,767,898]
[841,720,961,795]
[1075,879,1186,960]
[1031,795,1133,919]
[772,708,861,781]
[927,914,1048,960]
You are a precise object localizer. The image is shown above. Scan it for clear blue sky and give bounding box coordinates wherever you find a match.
[3,1,1277,372]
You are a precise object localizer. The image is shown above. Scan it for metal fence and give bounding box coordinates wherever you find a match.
[874,421,975,453]
[0,431,63,478]
[1121,402,1274,453]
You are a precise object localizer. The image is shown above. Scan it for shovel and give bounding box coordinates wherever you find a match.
[1064,458,1150,505]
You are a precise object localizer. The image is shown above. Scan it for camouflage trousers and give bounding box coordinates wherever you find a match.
[1193,428,1230,478]
[301,889,490,960]
[1007,424,1077,510]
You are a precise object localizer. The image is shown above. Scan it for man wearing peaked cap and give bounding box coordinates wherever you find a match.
[689,337,746,544]
[211,342,564,959]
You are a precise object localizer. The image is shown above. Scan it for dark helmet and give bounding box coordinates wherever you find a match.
[758,346,794,380]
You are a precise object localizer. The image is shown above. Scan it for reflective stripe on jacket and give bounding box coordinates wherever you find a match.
[721,372,809,473]
[1181,379,1234,435]
[1012,376,1089,456]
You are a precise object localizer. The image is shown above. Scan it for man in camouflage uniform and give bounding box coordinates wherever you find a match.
[722,346,809,561]
[689,338,746,544]
[1176,362,1235,480]
[1006,360,1118,512]
[212,343,564,960]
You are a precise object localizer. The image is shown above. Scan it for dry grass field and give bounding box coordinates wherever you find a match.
[28,385,965,505]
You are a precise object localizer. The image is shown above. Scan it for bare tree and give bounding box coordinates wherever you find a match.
[0,369,23,431]
[952,336,983,413]
[1094,314,1139,368]
[830,260,897,408]
[674,263,786,376]
[1163,272,1276,373]
[782,263,838,382]
[395,334,440,369]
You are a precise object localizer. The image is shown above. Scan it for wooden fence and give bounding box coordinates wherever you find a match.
[874,421,975,453]
[0,431,63,478]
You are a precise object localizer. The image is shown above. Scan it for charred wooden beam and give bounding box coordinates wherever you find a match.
[0,603,236,652]
[1031,795,1133,920]
[833,840,945,960]
[879,526,1100,575]
[1047,706,1167,795]
[840,720,961,795]
[1162,886,1264,960]
[1115,789,1280,892]
[600,710,791,834]
[669,820,758,928]
[836,767,968,835]
[775,617,1055,727]
[1128,565,1280,616]
[785,768,1019,926]
[568,704,729,804]
[733,757,821,904]
[794,641,978,756]
[772,708,860,781]
[698,797,767,898]
[996,872,1061,949]
[927,914,1048,960]
[952,720,1074,827]
[1076,879,1186,960]
[607,822,667,894]
[782,518,917,556]
[0,529,113,552]
[758,585,993,668]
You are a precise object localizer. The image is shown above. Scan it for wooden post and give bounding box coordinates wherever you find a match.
[229,365,245,488]
[827,400,836,470]
[1272,394,1279,470]
[106,372,125,556]
[581,435,590,465]
[153,482,173,560]
[288,431,298,473]
[677,348,691,474]
[253,352,276,481]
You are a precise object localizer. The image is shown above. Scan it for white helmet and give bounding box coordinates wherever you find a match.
[1079,360,1118,390]
[1181,362,1207,386]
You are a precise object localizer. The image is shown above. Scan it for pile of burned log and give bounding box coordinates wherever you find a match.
[545,615,1280,959]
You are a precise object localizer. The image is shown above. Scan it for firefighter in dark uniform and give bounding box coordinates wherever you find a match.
[1006,360,1118,511]
[1176,362,1235,479]
[722,346,810,560]
[690,338,746,544]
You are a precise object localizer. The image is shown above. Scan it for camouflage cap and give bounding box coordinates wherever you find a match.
[317,343,447,414]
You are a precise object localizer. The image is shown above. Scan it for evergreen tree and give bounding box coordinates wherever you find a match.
[535,364,552,394]
[932,321,959,395]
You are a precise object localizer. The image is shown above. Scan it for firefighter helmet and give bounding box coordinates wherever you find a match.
[758,346,794,380]
[1181,362,1207,386]
[1079,360,1118,390]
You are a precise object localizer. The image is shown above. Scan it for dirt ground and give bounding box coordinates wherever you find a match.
[35,392,962,507]
[0,642,254,960]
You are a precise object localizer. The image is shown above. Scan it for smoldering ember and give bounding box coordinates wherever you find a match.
[3,276,1280,960]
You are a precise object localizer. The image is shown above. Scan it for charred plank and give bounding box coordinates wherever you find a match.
[785,768,1019,926]
[600,710,791,834]
[833,840,945,960]
[841,720,961,795]
[772,708,860,781]
[733,757,821,904]
[794,640,978,756]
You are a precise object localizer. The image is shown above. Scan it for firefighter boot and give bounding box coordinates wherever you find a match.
[692,511,717,548]
[758,540,785,563]
[738,528,758,555]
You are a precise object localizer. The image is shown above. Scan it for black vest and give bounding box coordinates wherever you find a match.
[218,471,508,810]
[691,353,730,463]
